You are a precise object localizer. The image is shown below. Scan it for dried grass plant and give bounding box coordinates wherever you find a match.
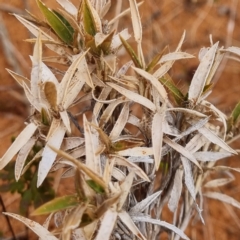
[1,0,240,239]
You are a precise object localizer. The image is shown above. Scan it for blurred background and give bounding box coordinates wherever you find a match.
[0,0,240,239]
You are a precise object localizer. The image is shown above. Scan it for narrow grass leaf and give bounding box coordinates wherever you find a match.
[130,191,162,214]
[128,0,142,43]
[167,108,206,118]
[162,120,180,137]
[110,102,129,140]
[92,74,106,87]
[152,110,164,168]
[14,14,54,41]
[83,0,102,36]
[95,32,112,47]
[204,178,233,188]
[107,82,156,112]
[99,97,128,128]
[54,211,63,228]
[153,32,186,79]
[93,86,112,118]
[116,60,133,77]
[100,1,111,18]
[36,0,74,44]
[178,117,209,140]
[213,166,240,173]
[75,54,93,90]
[127,114,140,127]
[112,167,126,182]
[163,136,201,169]
[111,138,144,152]
[57,51,87,107]
[62,73,87,109]
[194,151,233,162]
[49,146,108,192]
[146,47,167,72]
[38,121,66,187]
[56,0,78,16]
[113,155,150,182]
[202,100,227,139]
[103,157,114,184]
[111,29,131,50]
[119,35,142,68]
[14,14,68,56]
[60,110,71,133]
[132,67,167,102]
[102,35,116,56]
[32,195,79,215]
[3,212,58,240]
[118,211,147,240]
[83,115,100,175]
[231,101,240,125]
[108,2,143,26]
[118,171,135,210]
[57,9,83,38]
[61,167,75,178]
[65,146,86,159]
[117,147,153,157]
[128,0,144,65]
[159,52,194,63]
[128,156,154,164]
[153,61,174,79]
[225,46,240,57]
[181,156,196,200]
[176,31,186,51]
[62,204,88,239]
[196,125,237,154]
[31,32,42,105]
[0,122,37,169]
[40,107,51,126]
[109,75,138,92]
[95,193,121,219]
[204,192,240,210]
[102,54,116,72]
[15,137,37,181]
[30,56,59,86]
[95,209,118,240]
[205,49,225,85]
[22,149,43,175]
[6,69,30,88]
[53,10,74,35]
[159,77,184,105]
[41,213,54,233]
[184,134,206,154]
[131,216,190,240]
[72,228,86,240]
[86,179,105,193]
[168,169,183,212]
[91,117,102,176]
[188,42,219,103]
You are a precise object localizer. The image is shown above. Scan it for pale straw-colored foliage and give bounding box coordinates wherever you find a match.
[1,0,240,239]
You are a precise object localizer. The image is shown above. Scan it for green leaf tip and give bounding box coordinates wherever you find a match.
[31,194,79,215]
[36,0,74,45]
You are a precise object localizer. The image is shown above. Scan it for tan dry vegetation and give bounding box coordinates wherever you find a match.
[0,0,240,240]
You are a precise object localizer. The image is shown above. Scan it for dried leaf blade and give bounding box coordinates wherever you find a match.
[106,82,156,112]
[0,122,37,170]
[204,192,240,210]
[188,42,219,103]
[3,212,58,240]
